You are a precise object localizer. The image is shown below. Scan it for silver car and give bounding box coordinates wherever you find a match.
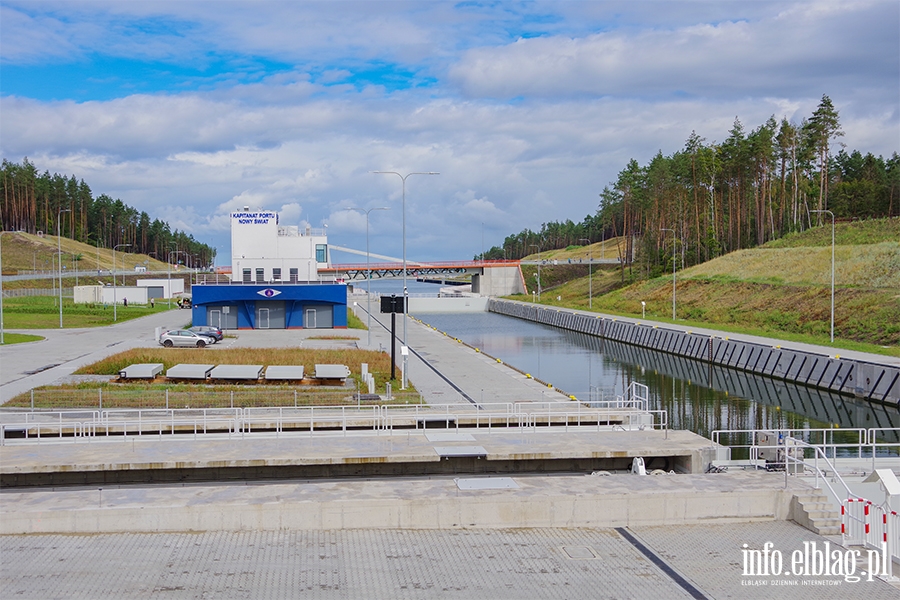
[159,329,216,348]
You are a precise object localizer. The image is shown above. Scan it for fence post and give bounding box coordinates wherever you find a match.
[31,390,34,411]
[231,391,234,409]
[99,388,102,411]
[165,389,169,411]
[294,390,297,408]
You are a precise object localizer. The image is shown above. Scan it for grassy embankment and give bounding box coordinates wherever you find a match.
[0,231,170,277]
[516,219,900,355]
[1,231,187,334]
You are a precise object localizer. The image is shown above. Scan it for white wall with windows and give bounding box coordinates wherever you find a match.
[230,209,329,282]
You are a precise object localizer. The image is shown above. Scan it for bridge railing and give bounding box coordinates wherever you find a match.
[321,259,521,271]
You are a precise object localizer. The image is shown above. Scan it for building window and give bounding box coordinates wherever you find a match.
[316,244,327,263]
[256,268,264,283]
[289,268,298,283]
[272,268,281,281]
[242,268,251,283]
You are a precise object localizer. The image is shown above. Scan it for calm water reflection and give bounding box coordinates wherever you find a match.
[416,312,900,443]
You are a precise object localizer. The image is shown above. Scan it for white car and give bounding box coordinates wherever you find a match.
[159,329,215,348]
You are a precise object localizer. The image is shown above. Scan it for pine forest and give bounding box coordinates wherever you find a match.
[485,95,899,278]
[1,158,215,266]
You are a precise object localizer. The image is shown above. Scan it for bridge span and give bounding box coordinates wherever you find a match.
[319,259,521,281]
[321,257,620,281]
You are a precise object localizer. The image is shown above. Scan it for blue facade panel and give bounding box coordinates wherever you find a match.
[190,284,348,329]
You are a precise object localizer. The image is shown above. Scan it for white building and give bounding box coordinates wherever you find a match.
[230,208,329,283]
[74,285,149,305]
[136,278,184,299]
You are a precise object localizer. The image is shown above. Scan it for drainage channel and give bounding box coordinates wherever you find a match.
[615,527,710,599]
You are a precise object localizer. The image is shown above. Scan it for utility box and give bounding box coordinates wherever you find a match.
[755,431,804,471]
[380,295,406,314]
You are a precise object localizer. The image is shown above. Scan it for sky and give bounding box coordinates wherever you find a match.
[1,1,898,264]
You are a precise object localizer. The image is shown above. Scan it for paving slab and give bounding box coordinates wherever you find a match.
[2,523,896,599]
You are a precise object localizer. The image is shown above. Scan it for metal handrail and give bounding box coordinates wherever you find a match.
[711,427,869,459]
[1,401,666,445]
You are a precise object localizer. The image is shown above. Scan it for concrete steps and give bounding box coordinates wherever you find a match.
[790,488,842,535]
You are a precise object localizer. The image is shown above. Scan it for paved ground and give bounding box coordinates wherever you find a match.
[0,310,192,403]
[2,522,896,599]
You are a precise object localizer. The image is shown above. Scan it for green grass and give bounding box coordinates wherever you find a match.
[525,276,899,355]
[764,217,899,248]
[507,218,900,354]
[6,346,417,409]
[682,242,900,288]
[347,310,366,329]
[0,332,44,345]
[0,231,170,275]
[1,296,173,328]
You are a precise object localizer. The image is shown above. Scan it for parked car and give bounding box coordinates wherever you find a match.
[189,326,223,342]
[159,329,215,348]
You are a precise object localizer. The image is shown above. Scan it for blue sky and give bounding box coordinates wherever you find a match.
[1,1,898,263]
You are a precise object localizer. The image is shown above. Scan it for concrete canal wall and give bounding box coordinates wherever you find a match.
[489,299,900,406]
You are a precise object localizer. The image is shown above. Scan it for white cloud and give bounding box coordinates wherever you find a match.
[449,2,898,104]
[1,1,896,263]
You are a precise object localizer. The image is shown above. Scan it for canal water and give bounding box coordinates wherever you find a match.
[355,279,900,449]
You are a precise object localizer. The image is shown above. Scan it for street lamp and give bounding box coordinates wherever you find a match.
[578,238,592,309]
[529,244,542,301]
[661,228,677,320]
[57,208,72,328]
[167,247,184,308]
[371,170,439,389]
[0,231,14,344]
[113,243,131,322]
[811,209,835,343]
[345,206,390,347]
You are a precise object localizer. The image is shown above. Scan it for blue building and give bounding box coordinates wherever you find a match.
[191,283,348,329]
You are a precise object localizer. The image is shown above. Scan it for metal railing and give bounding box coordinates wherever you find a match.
[713,426,900,574]
[5,388,424,411]
[1,400,666,445]
[710,427,887,460]
[842,498,900,568]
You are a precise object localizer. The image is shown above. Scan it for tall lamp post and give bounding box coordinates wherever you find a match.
[57,208,72,328]
[167,247,184,308]
[811,209,835,343]
[529,244,542,301]
[113,243,131,322]
[371,170,439,389]
[345,206,389,347]
[0,231,14,344]
[661,229,677,320]
[578,238,592,309]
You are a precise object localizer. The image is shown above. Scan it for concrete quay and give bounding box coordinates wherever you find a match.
[0,427,716,487]
[0,470,800,535]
